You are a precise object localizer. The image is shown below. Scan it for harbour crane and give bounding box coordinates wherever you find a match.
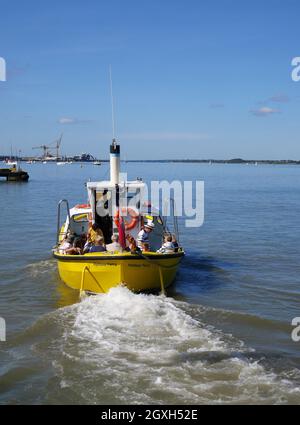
[32,144,52,159]
[54,134,63,159]
[32,134,63,160]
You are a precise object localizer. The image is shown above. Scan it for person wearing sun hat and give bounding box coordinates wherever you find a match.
[137,221,155,251]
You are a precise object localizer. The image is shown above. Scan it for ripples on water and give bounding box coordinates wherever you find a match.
[1,163,300,404]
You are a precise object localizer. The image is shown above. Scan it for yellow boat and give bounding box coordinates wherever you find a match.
[54,251,183,294]
[53,140,184,294]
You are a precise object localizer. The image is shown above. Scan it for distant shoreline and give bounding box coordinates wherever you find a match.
[1,156,300,165]
[121,159,300,165]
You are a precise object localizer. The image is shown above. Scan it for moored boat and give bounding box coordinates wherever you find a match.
[0,161,29,181]
[53,140,184,294]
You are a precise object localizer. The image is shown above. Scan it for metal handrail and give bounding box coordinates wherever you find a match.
[56,199,71,246]
[170,198,180,245]
[163,198,180,245]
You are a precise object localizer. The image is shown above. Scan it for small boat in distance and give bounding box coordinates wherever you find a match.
[53,140,184,295]
[93,161,101,166]
[0,161,29,181]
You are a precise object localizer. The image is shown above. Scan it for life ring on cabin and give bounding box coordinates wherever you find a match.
[75,204,90,209]
[114,208,139,230]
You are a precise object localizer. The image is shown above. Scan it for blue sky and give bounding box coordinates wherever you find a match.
[0,0,300,159]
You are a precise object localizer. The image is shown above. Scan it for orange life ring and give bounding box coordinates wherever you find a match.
[114,208,139,231]
[75,204,90,209]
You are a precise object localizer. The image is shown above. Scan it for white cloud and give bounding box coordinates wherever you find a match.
[250,107,279,117]
[59,117,76,124]
[58,117,93,125]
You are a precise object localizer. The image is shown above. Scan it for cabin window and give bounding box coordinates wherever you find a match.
[70,213,89,236]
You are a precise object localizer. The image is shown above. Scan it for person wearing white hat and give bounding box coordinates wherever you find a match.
[137,221,154,251]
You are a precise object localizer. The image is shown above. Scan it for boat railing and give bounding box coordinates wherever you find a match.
[163,197,180,245]
[56,199,71,247]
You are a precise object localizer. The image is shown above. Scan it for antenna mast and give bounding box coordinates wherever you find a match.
[109,65,116,146]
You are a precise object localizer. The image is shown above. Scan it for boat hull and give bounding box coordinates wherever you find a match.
[53,251,184,293]
[0,169,29,181]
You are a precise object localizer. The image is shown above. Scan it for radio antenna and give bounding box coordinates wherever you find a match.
[109,65,116,145]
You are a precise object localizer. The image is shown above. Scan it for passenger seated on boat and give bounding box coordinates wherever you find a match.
[84,223,105,253]
[157,234,175,254]
[59,235,82,255]
[89,236,106,253]
[70,237,84,255]
[87,223,105,244]
[172,235,179,252]
[140,242,150,252]
[83,233,94,253]
[126,234,141,254]
[83,239,92,254]
[59,235,74,254]
[106,234,124,253]
[137,221,154,251]
[74,234,86,251]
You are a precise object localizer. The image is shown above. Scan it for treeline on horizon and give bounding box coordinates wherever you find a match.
[122,158,300,164]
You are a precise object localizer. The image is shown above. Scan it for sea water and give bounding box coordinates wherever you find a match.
[0,162,300,404]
